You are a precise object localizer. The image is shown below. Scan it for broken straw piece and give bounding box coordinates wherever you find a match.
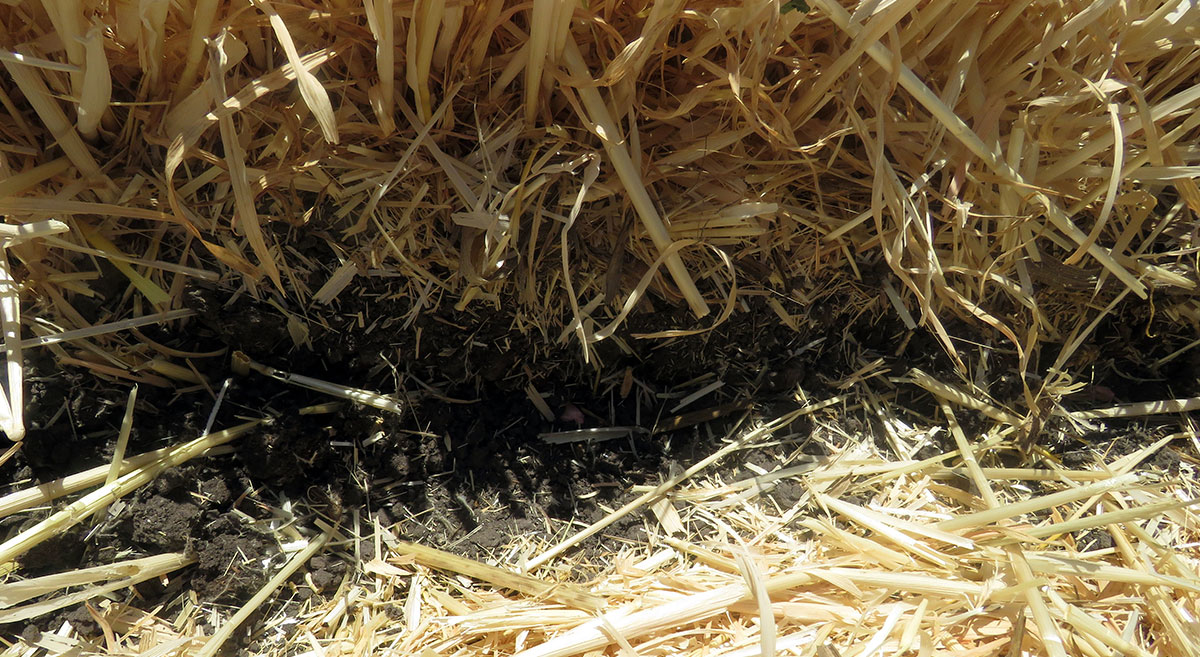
[0,219,69,244]
[233,351,405,414]
[0,421,261,564]
[0,249,23,441]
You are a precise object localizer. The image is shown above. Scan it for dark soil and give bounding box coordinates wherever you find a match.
[2,272,1197,647]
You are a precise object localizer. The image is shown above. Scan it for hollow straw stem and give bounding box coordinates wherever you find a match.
[20,309,197,349]
[0,444,235,520]
[513,567,981,657]
[105,386,138,486]
[1070,396,1200,419]
[233,352,405,414]
[525,398,843,571]
[0,251,21,441]
[0,552,194,624]
[0,421,260,564]
[1017,497,1200,540]
[560,36,709,318]
[936,472,1142,533]
[194,526,333,657]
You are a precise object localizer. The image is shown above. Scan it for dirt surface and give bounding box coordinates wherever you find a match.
[2,273,1197,646]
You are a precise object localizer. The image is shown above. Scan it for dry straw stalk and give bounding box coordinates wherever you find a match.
[1,1,1198,655]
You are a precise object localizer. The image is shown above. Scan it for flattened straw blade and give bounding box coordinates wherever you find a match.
[0,250,23,441]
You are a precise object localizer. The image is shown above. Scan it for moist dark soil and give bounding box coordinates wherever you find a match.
[2,273,1197,647]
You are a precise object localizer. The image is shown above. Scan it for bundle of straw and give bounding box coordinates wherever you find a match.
[0,2,1193,440]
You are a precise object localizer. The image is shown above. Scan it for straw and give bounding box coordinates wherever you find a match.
[0,420,260,564]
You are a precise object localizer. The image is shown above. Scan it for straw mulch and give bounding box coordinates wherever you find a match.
[1,0,1199,655]
[8,400,1200,657]
[0,0,1197,432]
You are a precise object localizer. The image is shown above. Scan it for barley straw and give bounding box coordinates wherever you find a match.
[233,351,405,414]
[0,552,194,623]
[0,443,235,519]
[194,526,333,657]
[0,421,260,564]
[815,0,1147,296]
[3,2,1200,655]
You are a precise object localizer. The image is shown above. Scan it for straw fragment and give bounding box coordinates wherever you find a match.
[175,0,219,99]
[252,0,338,143]
[194,526,333,657]
[21,309,196,349]
[0,420,260,564]
[104,385,137,486]
[0,249,24,441]
[1070,396,1200,419]
[234,351,405,414]
[390,539,604,611]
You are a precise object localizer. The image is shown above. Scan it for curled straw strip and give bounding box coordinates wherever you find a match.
[809,0,1148,299]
